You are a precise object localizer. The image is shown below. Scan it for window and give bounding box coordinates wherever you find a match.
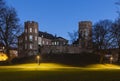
[30,28,32,32]
[52,42,54,45]
[25,36,27,40]
[64,42,66,45]
[46,41,48,45]
[30,44,32,49]
[38,37,42,45]
[57,42,59,45]
[42,41,45,45]
[35,29,37,33]
[25,29,27,33]
[81,31,84,37]
[25,44,27,49]
[29,35,33,41]
[35,36,37,41]
[85,29,89,37]
[55,42,56,45]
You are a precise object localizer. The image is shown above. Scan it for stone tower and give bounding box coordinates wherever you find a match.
[24,21,38,56]
[78,21,92,48]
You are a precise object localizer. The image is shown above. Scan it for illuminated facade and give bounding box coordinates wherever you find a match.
[18,21,68,57]
[18,21,38,56]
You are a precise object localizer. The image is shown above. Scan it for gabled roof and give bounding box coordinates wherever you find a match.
[39,31,55,39]
[39,31,68,41]
[57,37,68,41]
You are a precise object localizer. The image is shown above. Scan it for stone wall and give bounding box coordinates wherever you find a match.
[41,45,93,54]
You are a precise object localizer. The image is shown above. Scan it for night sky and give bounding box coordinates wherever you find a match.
[7,0,117,40]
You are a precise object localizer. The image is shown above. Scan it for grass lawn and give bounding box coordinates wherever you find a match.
[0,63,120,81]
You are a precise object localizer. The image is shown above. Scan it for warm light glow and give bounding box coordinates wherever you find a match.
[110,56,113,61]
[0,52,8,61]
[0,63,120,71]
[2,46,4,50]
[36,55,40,60]
[36,55,40,65]
[110,56,113,64]
[86,64,120,70]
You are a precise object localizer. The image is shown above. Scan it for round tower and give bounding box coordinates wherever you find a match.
[78,21,92,48]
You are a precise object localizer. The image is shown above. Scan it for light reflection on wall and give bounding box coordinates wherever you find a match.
[0,53,8,61]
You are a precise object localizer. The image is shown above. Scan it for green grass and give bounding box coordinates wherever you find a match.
[0,63,120,81]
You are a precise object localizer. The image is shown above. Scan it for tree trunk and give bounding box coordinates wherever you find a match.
[6,48,12,64]
[118,47,120,63]
[100,55,104,64]
[99,51,105,64]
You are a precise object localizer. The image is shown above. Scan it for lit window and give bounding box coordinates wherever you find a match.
[35,29,37,33]
[46,41,48,45]
[35,36,37,41]
[38,37,42,45]
[57,42,59,45]
[30,28,32,32]
[29,35,33,41]
[30,44,32,49]
[55,42,56,45]
[42,41,44,45]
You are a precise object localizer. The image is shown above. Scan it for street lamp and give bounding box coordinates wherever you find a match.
[110,56,113,64]
[36,55,40,65]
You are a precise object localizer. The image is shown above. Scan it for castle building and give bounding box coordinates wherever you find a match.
[18,21,68,57]
[78,21,92,48]
[18,21,38,57]
[18,20,93,57]
[38,31,68,46]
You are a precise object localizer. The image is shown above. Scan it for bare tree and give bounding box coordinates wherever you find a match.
[93,20,113,63]
[0,0,21,60]
[111,19,120,62]
[68,30,78,44]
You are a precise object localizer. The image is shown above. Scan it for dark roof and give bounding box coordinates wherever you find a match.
[56,37,68,41]
[39,31,68,41]
[39,31,55,39]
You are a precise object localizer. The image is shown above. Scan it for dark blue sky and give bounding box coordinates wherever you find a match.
[7,0,117,40]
